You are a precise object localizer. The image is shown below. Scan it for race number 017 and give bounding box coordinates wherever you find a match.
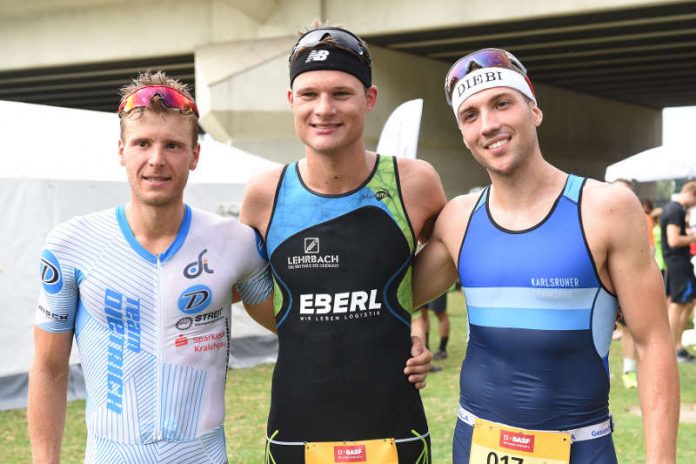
[486,452,523,464]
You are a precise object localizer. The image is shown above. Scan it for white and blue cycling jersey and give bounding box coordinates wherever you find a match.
[36,205,271,463]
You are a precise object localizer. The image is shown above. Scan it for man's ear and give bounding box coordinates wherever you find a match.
[118,139,126,166]
[531,103,543,127]
[366,85,378,112]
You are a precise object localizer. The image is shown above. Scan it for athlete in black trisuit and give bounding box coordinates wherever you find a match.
[241,23,446,463]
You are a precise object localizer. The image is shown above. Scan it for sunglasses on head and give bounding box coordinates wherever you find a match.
[118,85,199,118]
[289,27,371,65]
[444,48,527,106]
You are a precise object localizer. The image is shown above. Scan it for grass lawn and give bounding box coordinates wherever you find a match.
[3,290,696,462]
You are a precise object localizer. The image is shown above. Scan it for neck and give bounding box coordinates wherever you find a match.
[678,194,690,208]
[301,146,376,194]
[124,201,186,255]
[488,155,565,210]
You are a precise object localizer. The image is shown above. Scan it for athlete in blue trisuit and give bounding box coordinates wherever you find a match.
[28,72,274,463]
[241,23,446,463]
[412,49,679,463]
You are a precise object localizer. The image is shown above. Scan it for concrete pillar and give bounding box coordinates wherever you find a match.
[194,37,661,197]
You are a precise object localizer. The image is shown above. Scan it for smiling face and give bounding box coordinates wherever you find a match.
[288,70,377,157]
[457,87,543,176]
[118,110,200,209]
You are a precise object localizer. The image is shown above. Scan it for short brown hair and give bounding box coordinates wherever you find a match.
[118,70,198,144]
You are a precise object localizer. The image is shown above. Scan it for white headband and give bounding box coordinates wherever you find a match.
[450,67,536,117]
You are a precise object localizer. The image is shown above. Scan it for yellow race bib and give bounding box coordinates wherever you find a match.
[469,418,571,464]
[305,438,399,464]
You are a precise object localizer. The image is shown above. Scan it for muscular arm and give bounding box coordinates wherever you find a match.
[397,158,447,243]
[396,159,449,384]
[413,239,458,308]
[239,168,284,334]
[598,186,679,463]
[242,296,277,334]
[28,329,73,464]
[240,168,283,239]
[412,195,474,308]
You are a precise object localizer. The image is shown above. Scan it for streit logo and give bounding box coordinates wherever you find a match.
[306,49,330,62]
[304,237,320,254]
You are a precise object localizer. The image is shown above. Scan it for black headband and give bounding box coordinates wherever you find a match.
[289,46,372,88]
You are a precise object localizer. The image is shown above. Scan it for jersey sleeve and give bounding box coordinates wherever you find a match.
[234,227,273,305]
[36,224,80,333]
[663,203,684,228]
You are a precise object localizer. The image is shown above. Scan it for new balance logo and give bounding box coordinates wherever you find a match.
[306,50,330,62]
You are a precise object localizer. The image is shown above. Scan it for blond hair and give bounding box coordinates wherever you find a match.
[118,70,198,144]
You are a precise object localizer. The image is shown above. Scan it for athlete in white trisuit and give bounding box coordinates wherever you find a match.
[28,72,273,464]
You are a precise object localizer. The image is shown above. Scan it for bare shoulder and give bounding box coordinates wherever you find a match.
[582,178,643,217]
[395,157,442,190]
[394,157,447,240]
[581,178,646,253]
[240,166,285,234]
[439,193,479,228]
[430,193,481,261]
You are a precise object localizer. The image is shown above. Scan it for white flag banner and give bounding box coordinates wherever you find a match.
[376,99,423,159]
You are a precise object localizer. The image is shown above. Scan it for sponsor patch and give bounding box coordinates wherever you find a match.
[183,249,214,279]
[499,429,535,453]
[334,444,367,462]
[40,249,63,294]
[178,285,213,314]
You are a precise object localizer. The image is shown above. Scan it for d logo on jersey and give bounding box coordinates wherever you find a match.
[40,249,63,294]
[178,285,212,314]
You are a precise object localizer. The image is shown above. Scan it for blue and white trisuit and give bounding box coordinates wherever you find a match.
[455,175,619,463]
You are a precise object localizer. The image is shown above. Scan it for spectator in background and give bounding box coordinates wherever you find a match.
[651,207,666,275]
[660,181,696,362]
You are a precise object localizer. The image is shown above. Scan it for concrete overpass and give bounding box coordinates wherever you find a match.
[1,0,692,196]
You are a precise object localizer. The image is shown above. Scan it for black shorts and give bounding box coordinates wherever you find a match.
[665,260,696,304]
[424,293,447,313]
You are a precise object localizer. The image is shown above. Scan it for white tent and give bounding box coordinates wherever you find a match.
[0,101,279,410]
[605,145,696,182]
